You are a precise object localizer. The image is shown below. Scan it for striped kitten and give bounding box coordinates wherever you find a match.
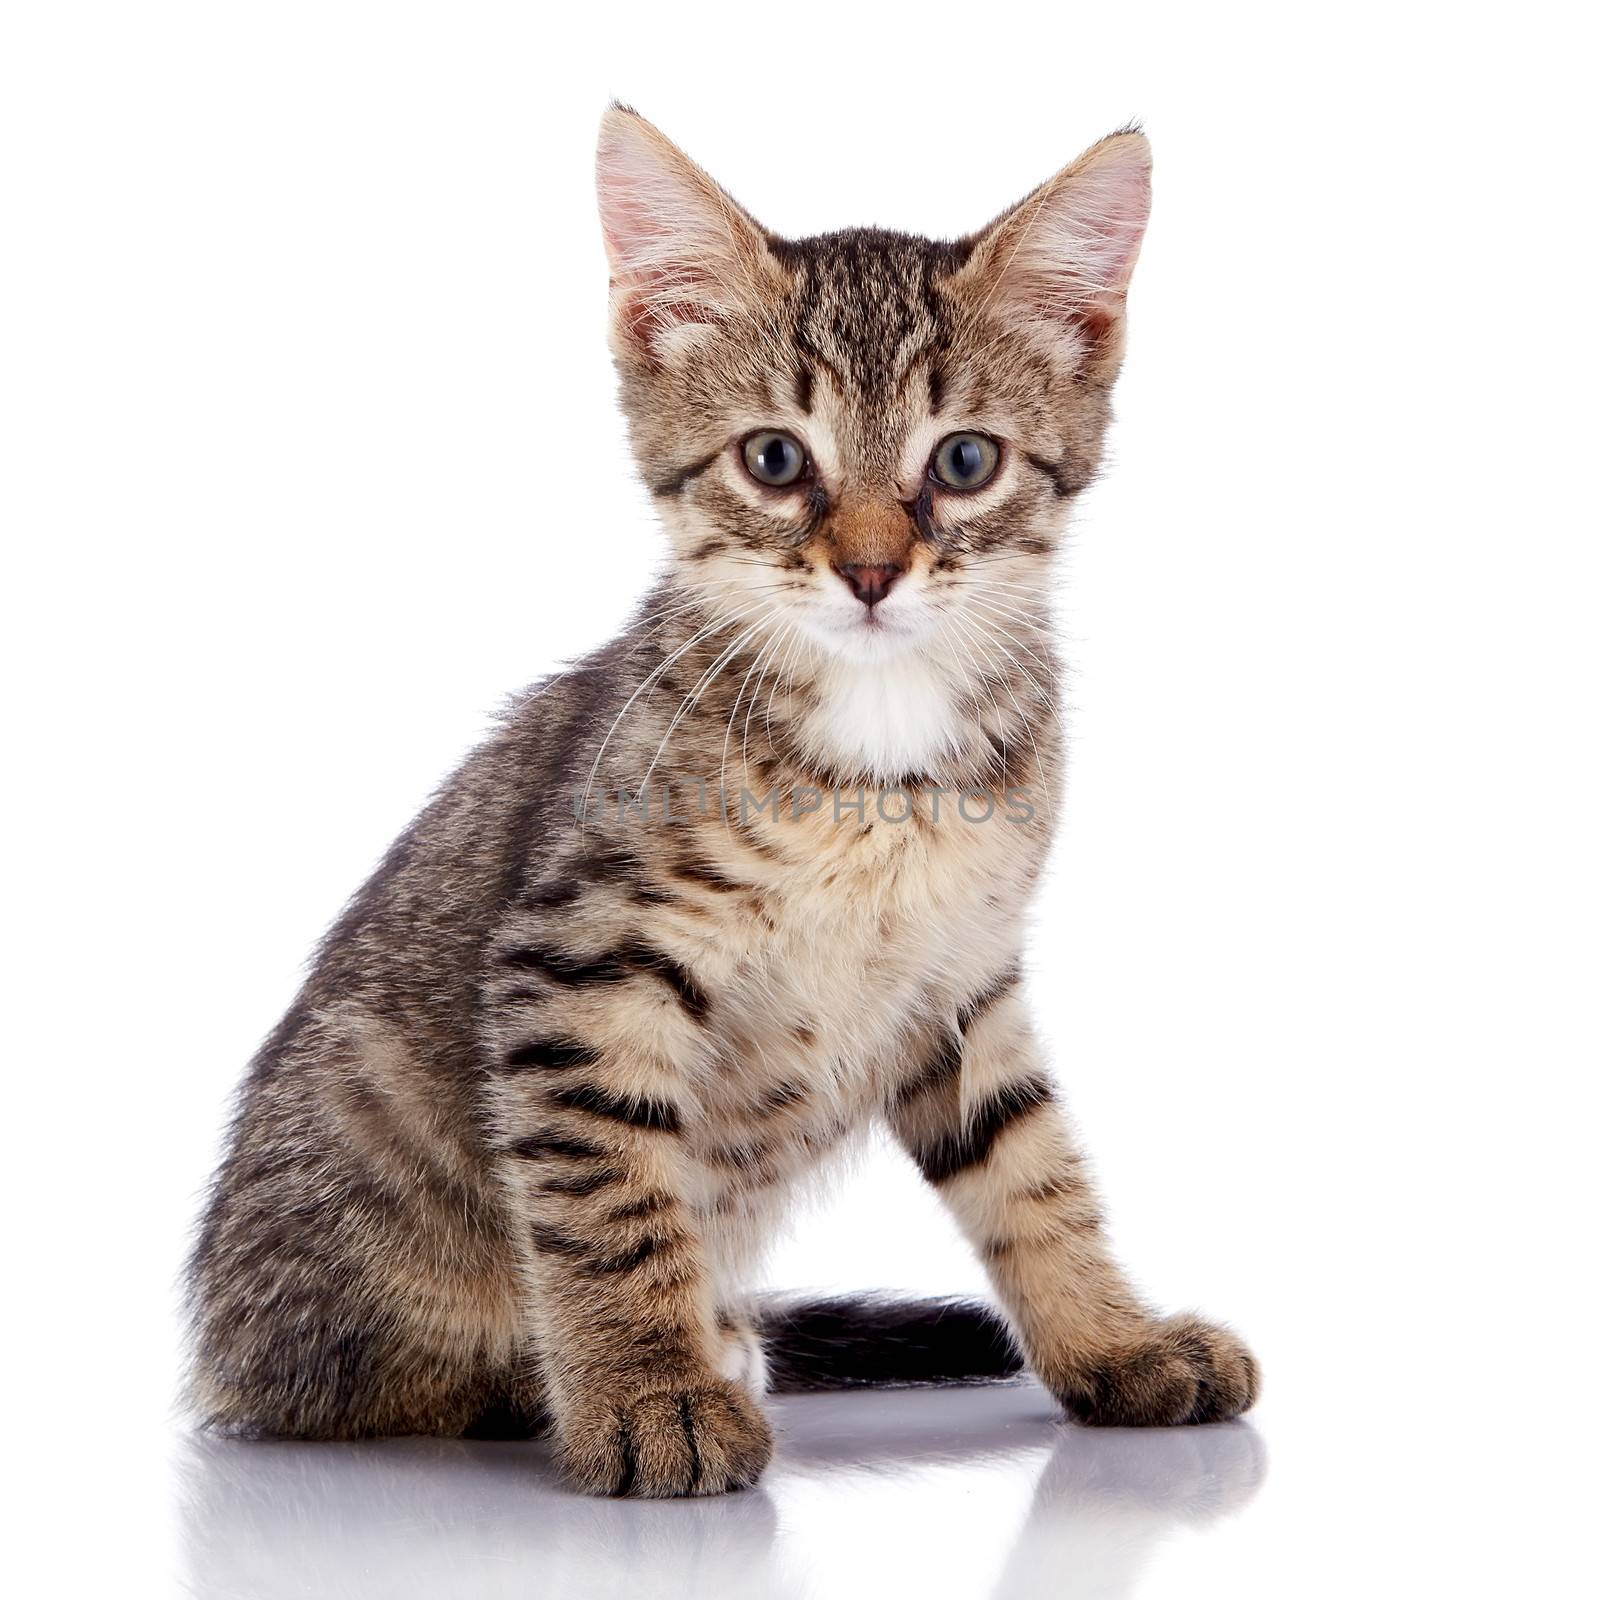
[188,106,1257,1497]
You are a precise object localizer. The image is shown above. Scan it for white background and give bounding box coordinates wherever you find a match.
[3,3,1595,1596]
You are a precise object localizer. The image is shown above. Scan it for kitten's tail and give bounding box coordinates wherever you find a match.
[755,1295,1024,1392]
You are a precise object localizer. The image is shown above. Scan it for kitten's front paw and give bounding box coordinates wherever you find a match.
[560,1379,774,1497]
[1054,1316,1259,1427]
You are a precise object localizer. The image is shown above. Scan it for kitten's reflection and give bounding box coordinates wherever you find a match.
[177,1385,1263,1600]
[994,1418,1267,1598]
[776,1382,1265,1598]
[176,1433,788,1600]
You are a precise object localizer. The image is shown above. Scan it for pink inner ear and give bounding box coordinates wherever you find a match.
[596,126,753,356]
[597,155,680,286]
[1069,302,1119,349]
[598,184,655,268]
[983,137,1152,346]
[600,186,716,356]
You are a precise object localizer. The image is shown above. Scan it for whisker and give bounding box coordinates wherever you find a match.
[967,615,1053,706]
[742,619,797,779]
[764,621,808,753]
[580,603,758,821]
[721,618,791,806]
[945,607,1045,772]
[940,607,1015,774]
[633,608,781,799]
[963,597,1057,677]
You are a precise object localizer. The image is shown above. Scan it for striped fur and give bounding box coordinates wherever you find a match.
[186,107,1256,1498]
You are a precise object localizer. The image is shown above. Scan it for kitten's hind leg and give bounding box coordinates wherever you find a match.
[188,1014,532,1440]
[714,1307,771,1396]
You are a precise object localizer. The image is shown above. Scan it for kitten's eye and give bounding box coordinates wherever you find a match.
[742,431,809,488]
[930,432,1000,491]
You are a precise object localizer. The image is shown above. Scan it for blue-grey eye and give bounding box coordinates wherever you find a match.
[742,431,808,488]
[931,432,1000,491]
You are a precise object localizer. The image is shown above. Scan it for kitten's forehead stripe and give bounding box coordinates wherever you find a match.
[775,229,969,396]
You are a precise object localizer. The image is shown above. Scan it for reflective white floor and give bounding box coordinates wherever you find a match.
[173,1383,1266,1599]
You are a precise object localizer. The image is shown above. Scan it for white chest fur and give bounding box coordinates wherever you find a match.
[808,651,961,782]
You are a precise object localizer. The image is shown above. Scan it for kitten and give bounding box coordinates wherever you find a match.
[188,105,1258,1497]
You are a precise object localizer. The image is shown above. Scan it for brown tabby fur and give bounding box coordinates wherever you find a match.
[187,106,1258,1497]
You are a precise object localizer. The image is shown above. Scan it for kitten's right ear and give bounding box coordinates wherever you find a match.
[956,129,1152,368]
[596,105,777,362]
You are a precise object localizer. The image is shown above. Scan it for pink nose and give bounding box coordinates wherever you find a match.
[834,562,903,608]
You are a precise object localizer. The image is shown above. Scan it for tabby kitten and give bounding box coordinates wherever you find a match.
[188,106,1258,1497]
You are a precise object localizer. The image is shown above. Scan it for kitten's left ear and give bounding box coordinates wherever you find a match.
[595,104,779,362]
[956,129,1152,364]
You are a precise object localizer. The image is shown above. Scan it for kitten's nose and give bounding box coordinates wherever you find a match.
[834,562,903,608]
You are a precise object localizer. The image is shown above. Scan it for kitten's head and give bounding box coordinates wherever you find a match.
[596,105,1150,668]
